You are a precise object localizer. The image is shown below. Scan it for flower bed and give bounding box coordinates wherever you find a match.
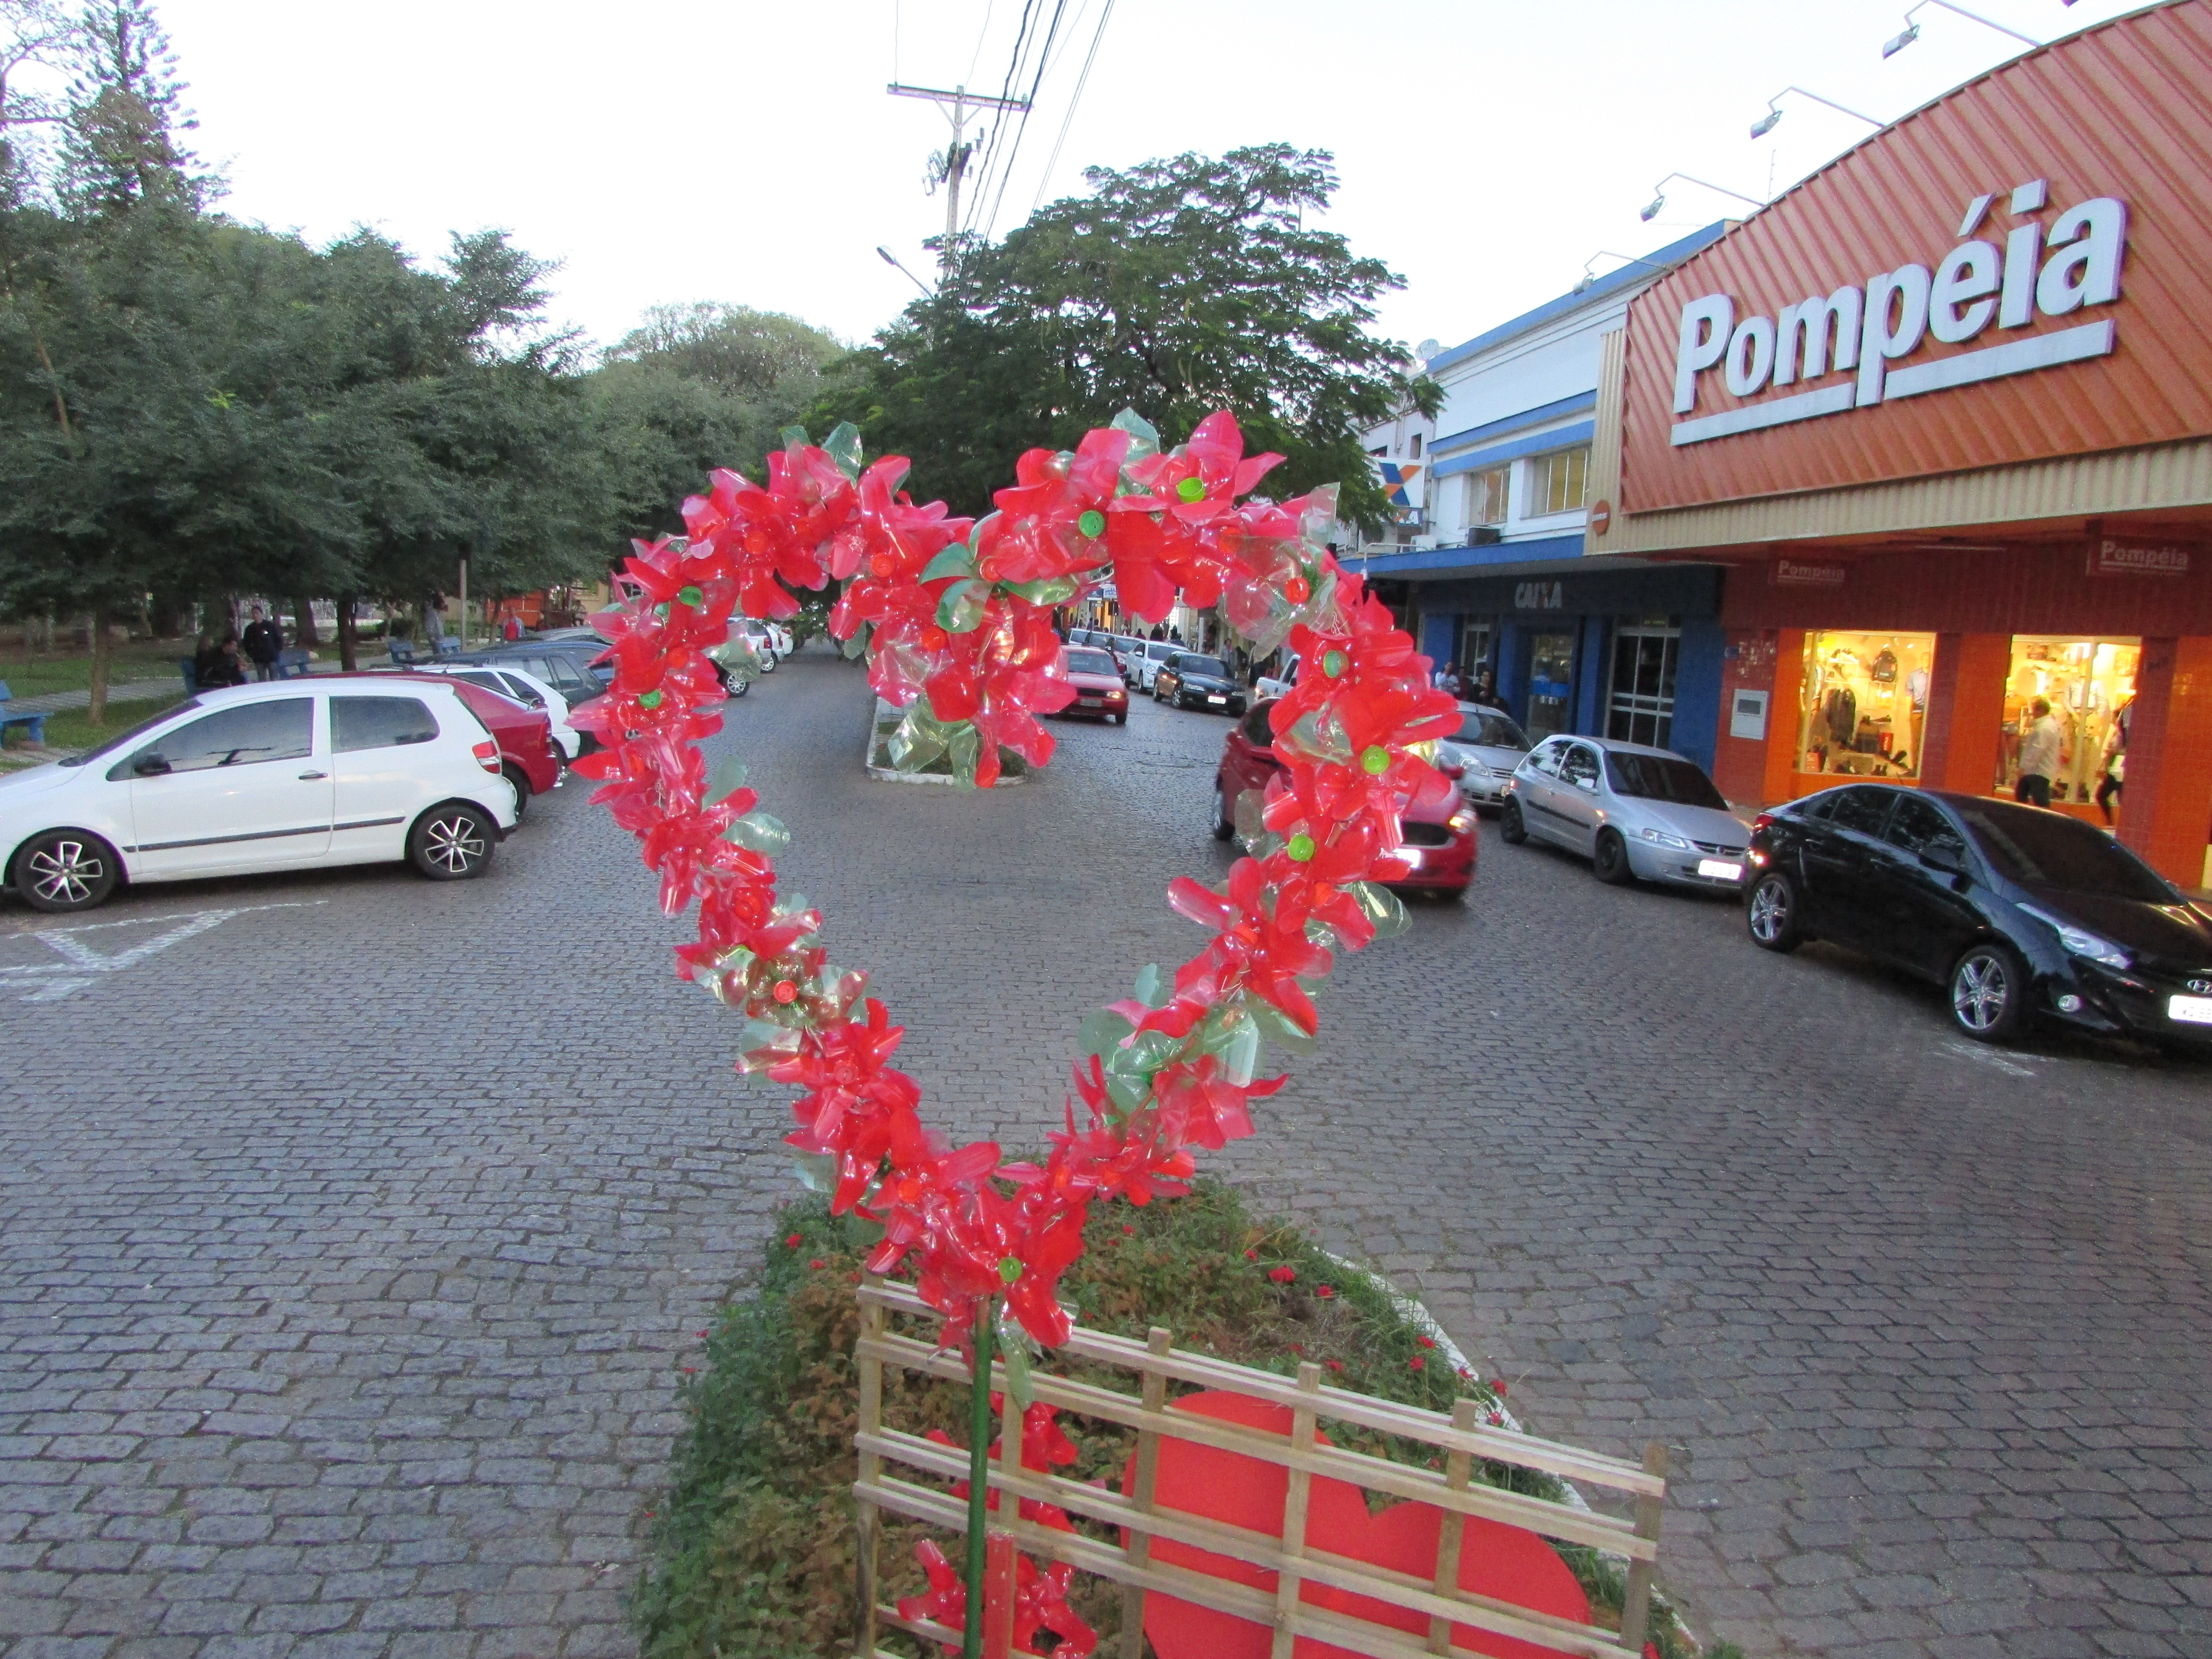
[632,1182,1737,1659]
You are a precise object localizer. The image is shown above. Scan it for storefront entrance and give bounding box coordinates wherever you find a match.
[1606,622,1679,749]
[1526,631,1575,741]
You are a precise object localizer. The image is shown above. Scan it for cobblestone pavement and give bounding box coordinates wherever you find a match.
[4,649,2210,1658]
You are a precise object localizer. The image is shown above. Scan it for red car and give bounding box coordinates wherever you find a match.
[356,672,562,816]
[1058,644,1130,724]
[1210,699,1476,898]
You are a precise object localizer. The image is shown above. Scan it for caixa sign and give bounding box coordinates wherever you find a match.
[1670,180,2125,446]
[1514,581,1565,610]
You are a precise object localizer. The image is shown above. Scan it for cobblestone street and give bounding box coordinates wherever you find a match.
[4,649,2210,1659]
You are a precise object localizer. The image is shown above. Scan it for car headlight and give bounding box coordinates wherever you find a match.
[1447,809,1476,833]
[1636,827,1692,851]
[2018,903,2131,968]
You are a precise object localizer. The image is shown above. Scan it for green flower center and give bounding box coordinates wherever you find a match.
[677,585,703,607]
[1077,509,1106,539]
[1176,476,1207,503]
[998,1256,1023,1284]
[1286,833,1316,862]
[1322,650,1347,678]
[1360,745,1390,776]
[638,689,664,710]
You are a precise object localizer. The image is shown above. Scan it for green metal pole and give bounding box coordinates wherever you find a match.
[963,1298,994,1659]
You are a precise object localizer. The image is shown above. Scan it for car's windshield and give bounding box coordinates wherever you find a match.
[1144,642,1174,659]
[1959,804,2175,901]
[1064,649,1118,676]
[59,698,202,766]
[1455,710,1527,750]
[1178,656,1229,678]
[1605,751,1728,808]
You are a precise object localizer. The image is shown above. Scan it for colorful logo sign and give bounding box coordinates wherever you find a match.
[1375,458,1424,515]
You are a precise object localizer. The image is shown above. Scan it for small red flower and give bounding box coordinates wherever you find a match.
[1268,1265,1296,1284]
[1408,1356,1426,1371]
[809,1258,825,1269]
[1288,1342,1305,1356]
[1121,1225,1135,1236]
[1243,1249,1258,1262]
[1492,1380,1507,1395]
[785,1233,802,1248]
[679,1366,697,1374]
[1325,1358,1345,1372]
[1315,1285,1334,1299]
[1415,1334,1435,1349]
[696,1331,709,1338]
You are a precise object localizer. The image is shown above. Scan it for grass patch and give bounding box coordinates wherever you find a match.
[0,639,197,699]
[7,693,194,756]
[635,1179,1732,1659]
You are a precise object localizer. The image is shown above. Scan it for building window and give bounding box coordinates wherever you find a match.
[1467,467,1508,528]
[1456,620,1492,688]
[1606,623,1679,750]
[1796,631,1936,781]
[1527,446,1590,516]
[1408,433,1423,458]
[1999,637,2140,805]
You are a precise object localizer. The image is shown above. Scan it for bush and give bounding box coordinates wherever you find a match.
[633,1179,1720,1658]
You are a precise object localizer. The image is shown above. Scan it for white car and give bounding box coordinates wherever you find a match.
[1130,639,1178,691]
[736,618,791,669]
[406,661,583,760]
[0,681,519,914]
[1255,652,1299,701]
[1436,702,1532,809]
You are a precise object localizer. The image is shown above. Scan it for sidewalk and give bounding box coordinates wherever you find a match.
[1,676,183,715]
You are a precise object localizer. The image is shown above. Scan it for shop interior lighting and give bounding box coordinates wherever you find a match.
[1640,174,1767,223]
[1882,0,2041,58]
[1751,86,1886,139]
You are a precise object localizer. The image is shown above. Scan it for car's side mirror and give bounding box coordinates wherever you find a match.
[132,753,171,777]
[1921,839,1967,875]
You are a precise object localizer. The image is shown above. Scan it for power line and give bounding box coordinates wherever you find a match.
[960,0,1042,236]
[977,0,1069,238]
[1028,0,1114,217]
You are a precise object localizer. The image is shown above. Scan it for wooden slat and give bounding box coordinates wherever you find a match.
[859,1282,1660,1496]
[856,1470,1632,1659]
[1120,1326,1171,1659]
[1619,1443,1668,1655]
[856,1334,1654,1561]
[1430,1398,1476,1656]
[1271,1363,1323,1659]
[856,1438,1634,1657]
[852,1285,887,1659]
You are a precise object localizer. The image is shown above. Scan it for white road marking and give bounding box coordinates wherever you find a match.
[0,900,326,1002]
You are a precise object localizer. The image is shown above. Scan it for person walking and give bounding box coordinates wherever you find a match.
[2015,697,2063,807]
[242,606,283,682]
[2097,697,2133,825]
[502,611,522,643]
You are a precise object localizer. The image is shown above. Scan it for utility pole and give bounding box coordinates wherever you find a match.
[887,82,1030,247]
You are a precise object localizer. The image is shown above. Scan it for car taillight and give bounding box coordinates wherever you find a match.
[1751,812,1776,833]
[472,739,501,774]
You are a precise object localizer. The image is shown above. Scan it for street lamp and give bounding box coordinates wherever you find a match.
[876,244,933,296]
[1574,251,1674,294]
[1640,174,1767,223]
[1750,86,1885,139]
[1882,0,2039,58]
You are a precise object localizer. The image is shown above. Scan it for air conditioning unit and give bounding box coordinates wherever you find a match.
[1470,526,1503,544]
[1411,534,1439,551]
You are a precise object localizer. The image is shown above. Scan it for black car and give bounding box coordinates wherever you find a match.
[1153,652,1248,716]
[1744,783,2212,1049]
[450,642,613,699]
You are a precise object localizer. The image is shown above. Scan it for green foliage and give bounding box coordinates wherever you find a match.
[634,1180,1714,1659]
[814,144,1439,526]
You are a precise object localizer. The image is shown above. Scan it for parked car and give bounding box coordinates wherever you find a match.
[1130,639,1180,692]
[373,673,559,816]
[0,681,518,914]
[1108,635,1148,685]
[1154,652,1249,716]
[1211,700,1475,899]
[454,642,612,699]
[1058,646,1130,724]
[406,661,585,760]
[1501,734,1748,890]
[1254,652,1299,701]
[1745,784,2212,1048]
[1436,704,1531,810]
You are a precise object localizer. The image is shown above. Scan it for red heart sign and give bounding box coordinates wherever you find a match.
[1123,1392,1592,1659]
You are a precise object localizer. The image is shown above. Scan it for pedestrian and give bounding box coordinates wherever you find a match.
[1469,663,1498,706]
[197,633,249,688]
[241,605,282,682]
[2097,697,2132,825]
[2015,697,2063,807]
[502,611,522,643]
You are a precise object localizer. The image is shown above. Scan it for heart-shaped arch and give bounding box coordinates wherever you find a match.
[573,408,1456,1353]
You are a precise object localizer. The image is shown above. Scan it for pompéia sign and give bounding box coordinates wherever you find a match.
[1615,2,2212,513]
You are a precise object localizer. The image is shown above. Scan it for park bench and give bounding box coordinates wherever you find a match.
[0,681,47,747]
[388,637,417,665]
[276,648,311,678]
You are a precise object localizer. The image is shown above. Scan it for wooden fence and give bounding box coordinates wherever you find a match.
[851,1277,1668,1659]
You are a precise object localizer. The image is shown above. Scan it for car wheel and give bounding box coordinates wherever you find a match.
[1950,942,2029,1043]
[502,764,531,819]
[409,803,496,882]
[1745,871,1803,952]
[1593,829,1635,886]
[1500,798,1528,845]
[1211,782,1234,842]
[12,829,120,913]
[729,675,750,697]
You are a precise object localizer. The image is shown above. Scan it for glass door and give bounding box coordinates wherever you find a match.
[1607,624,1680,749]
[1526,632,1576,742]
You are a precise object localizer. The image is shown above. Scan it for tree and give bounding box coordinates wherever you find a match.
[816,144,1438,527]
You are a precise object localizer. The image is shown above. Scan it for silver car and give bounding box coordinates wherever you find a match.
[1500,733,1750,890]
[1436,702,1530,810]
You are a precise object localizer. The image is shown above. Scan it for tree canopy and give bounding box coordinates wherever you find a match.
[816,144,1438,527]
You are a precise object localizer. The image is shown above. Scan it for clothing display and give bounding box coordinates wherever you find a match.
[1796,631,1935,781]
[1996,638,2140,806]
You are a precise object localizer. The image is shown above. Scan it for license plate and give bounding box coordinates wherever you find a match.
[1078,696,1101,706]
[1697,858,1745,881]
[1207,695,1226,704]
[2169,994,2212,1025]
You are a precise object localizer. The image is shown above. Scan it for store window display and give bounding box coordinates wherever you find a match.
[1996,637,2139,808]
[1795,631,1935,781]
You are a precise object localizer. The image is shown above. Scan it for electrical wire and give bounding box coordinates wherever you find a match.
[960,0,1042,236]
[1027,0,1114,217]
[977,0,1069,238]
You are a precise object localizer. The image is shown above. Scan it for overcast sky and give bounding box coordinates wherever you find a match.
[151,0,2146,360]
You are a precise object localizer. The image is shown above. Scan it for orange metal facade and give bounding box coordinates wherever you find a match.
[1618,0,2212,513]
